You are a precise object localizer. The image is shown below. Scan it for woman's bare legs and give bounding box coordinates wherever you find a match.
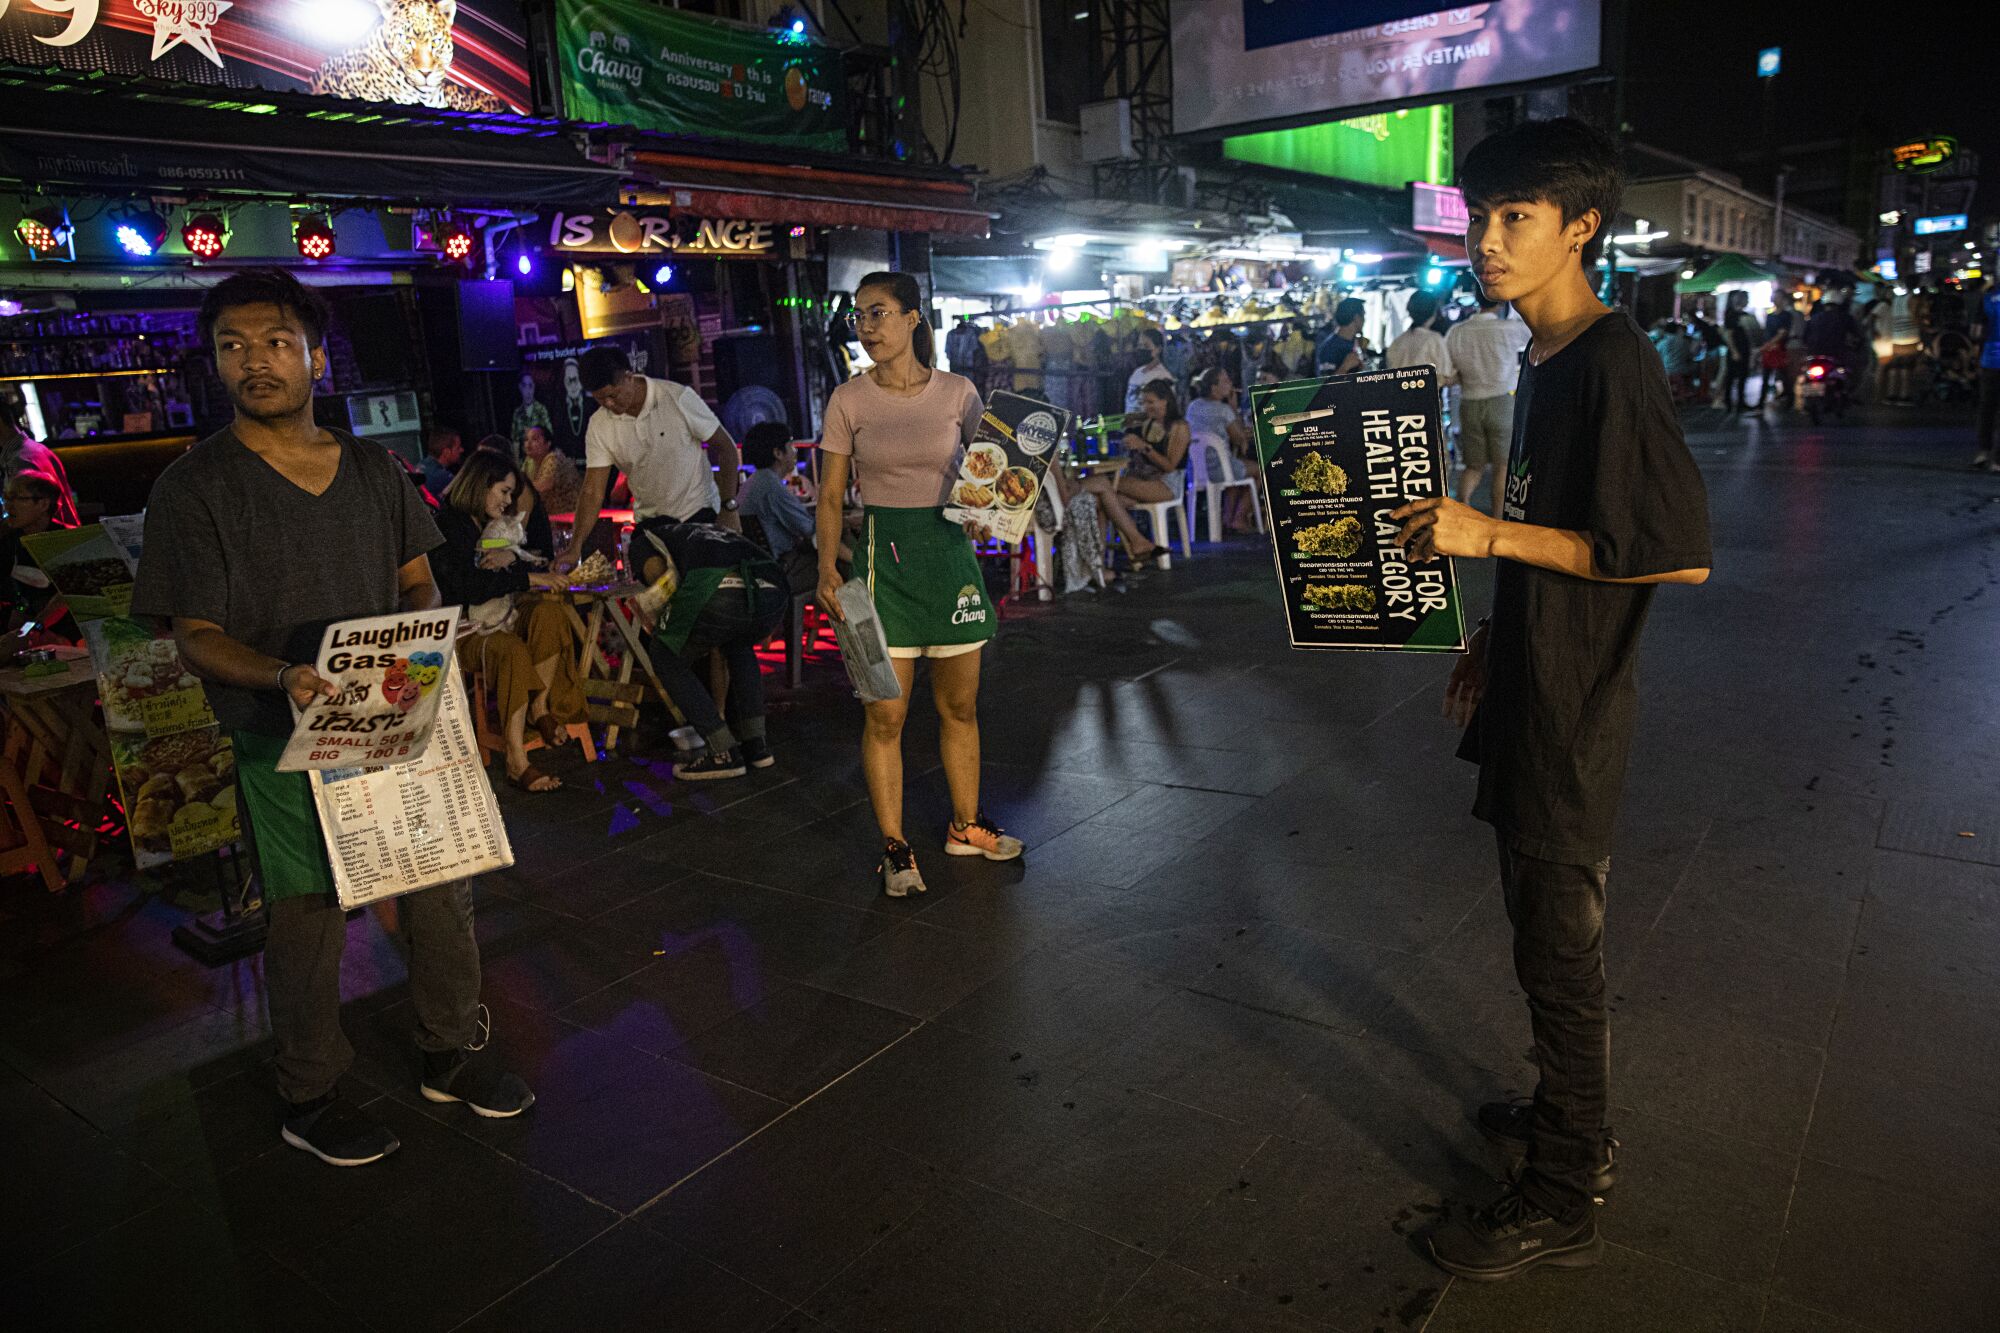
[929,649,983,826]
[861,656,921,842]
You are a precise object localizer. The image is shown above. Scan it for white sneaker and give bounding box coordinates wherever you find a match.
[880,838,927,897]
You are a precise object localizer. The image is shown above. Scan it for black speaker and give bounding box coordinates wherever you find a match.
[712,333,782,401]
[456,279,520,372]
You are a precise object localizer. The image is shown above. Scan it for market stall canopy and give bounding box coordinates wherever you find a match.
[628,150,990,238]
[1677,254,1778,293]
[0,68,620,207]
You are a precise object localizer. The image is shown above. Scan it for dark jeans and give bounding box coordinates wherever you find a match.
[1725,356,1750,412]
[655,585,784,753]
[1977,368,2000,456]
[1497,830,1611,1223]
[264,881,481,1105]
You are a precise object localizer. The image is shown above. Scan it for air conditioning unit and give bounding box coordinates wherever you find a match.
[1081,99,1136,163]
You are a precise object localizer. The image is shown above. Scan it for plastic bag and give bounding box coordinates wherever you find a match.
[830,579,903,703]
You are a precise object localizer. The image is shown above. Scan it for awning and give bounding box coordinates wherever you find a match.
[1421,235,1468,264]
[0,73,620,207]
[1677,253,1778,294]
[629,151,990,238]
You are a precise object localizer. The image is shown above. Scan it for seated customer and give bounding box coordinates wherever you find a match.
[434,450,585,793]
[0,403,79,527]
[1081,377,1189,569]
[1184,365,1264,535]
[521,425,581,517]
[633,520,787,781]
[0,469,78,648]
[737,422,847,593]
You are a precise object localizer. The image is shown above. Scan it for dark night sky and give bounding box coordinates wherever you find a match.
[1618,1,1993,198]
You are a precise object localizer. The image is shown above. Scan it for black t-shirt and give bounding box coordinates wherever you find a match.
[1458,311,1713,864]
[130,428,443,737]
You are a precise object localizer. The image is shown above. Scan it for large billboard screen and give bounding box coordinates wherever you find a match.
[0,0,531,113]
[1172,1,1603,136]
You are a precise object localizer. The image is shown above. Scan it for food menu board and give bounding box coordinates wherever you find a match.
[73,513,242,870]
[942,391,1070,544]
[20,524,136,620]
[1251,367,1466,653]
[276,609,459,773]
[309,673,514,909]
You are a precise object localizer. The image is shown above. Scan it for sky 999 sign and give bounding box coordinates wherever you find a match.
[0,0,531,112]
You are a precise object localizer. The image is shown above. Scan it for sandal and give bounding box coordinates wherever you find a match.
[507,762,561,793]
[532,714,567,748]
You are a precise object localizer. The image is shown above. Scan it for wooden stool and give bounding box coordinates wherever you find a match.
[468,667,597,769]
[0,717,64,892]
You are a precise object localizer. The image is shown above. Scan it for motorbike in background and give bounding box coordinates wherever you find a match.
[1796,355,1851,425]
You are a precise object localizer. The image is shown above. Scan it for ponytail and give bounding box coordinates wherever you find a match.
[856,270,934,368]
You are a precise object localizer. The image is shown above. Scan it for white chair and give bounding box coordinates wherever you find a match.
[1113,467,1192,569]
[1185,432,1263,541]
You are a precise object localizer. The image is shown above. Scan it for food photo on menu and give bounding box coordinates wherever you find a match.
[941,391,1071,544]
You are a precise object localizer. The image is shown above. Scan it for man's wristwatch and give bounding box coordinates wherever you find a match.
[720,497,739,512]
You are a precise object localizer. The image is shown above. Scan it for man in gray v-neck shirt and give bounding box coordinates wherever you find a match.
[130,268,534,1169]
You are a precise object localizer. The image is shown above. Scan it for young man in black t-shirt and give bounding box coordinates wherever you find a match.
[1391,119,1713,1281]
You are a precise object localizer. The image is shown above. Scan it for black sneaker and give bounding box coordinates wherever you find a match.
[420,1049,536,1119]
[1476,1100,1619,1196]
[281,1092,401,1167]
[1427,1187,1602,1281]
[740,736,775,770]
[674,749,747,781]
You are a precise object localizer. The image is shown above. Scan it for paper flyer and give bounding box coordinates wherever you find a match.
[941,390,1070,544]
[1251,366,1467,653]
[276,608,459,772]
[309,672,514,908]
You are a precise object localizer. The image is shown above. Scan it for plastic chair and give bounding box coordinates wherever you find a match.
[1112,468,1191,568]
[1185,433,1263,541]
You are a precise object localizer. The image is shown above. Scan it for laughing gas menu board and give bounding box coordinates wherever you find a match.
[1251,366,1466,652]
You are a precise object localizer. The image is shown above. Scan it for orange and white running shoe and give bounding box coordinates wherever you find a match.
[944,813,1024,862]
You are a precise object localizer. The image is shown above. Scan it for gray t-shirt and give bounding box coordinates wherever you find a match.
[130,428,442,737]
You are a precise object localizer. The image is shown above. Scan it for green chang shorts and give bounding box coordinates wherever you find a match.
[853,506,995,656]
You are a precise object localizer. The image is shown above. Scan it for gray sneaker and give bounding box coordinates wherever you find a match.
[880,838,927,897]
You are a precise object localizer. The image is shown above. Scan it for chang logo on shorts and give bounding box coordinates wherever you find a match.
[951,582,988,625]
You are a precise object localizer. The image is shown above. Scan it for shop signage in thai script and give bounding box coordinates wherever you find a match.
[1412,182,1469,236]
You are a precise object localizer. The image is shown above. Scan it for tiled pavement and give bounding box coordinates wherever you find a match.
[2,406,1997,1331]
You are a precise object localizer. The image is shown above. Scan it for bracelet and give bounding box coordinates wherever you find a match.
[275,663,292,693]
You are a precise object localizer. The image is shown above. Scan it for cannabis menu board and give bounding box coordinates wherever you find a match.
[1251,366,1466,652]
[941,390,1070,544]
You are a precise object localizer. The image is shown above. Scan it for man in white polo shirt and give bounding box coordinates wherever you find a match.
[1443,292,1533,517]
[559,346,743,570]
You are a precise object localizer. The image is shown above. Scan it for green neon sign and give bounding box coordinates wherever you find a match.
[1223,104,1454,190]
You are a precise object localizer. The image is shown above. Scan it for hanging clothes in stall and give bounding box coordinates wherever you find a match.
[1004,316,1044,391]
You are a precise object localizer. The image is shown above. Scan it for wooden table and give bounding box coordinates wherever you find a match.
[543,584,683,752]
[0,650,113,887]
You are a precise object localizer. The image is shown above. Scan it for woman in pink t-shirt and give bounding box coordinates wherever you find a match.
[816,272,1025,897]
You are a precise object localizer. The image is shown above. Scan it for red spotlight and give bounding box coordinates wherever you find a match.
[441,219,475,264]
[16,208,70,252]
[182,212,228,260]
[295,214,336,260]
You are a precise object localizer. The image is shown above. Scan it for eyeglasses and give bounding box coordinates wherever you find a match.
[846,305,909,332]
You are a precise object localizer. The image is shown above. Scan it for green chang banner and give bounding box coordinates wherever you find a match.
[556,0,845,153]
